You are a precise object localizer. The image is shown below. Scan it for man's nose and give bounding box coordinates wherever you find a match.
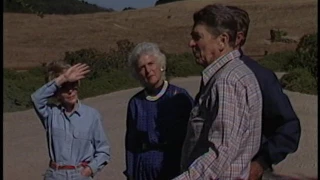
[189,39,196,47]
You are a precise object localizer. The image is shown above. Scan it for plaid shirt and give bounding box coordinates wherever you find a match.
[174,50,262,180]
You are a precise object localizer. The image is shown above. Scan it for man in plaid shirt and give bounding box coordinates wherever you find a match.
[173,4,263,180]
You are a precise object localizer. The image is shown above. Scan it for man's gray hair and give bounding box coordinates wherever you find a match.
[128,42,167,81]
[193,4,238,47]
[226,5,250,46]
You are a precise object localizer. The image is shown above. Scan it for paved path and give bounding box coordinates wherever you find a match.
[4,76,318,180]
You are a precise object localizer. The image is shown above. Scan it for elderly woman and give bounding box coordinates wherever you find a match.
[124,42,194,180]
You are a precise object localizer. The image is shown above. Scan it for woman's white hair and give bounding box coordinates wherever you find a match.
[128,42,167,81]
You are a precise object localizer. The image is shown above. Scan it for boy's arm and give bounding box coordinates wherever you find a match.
[30,75,66,129]
[88,112,111,176]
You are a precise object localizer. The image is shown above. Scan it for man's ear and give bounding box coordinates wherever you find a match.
[236,31,245,47]
[218,32,230,51]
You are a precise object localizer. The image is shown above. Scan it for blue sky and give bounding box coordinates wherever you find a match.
[86,0,158,11]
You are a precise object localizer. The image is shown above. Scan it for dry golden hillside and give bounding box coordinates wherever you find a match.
[4,0,317,69]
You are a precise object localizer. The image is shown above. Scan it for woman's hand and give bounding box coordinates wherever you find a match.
[64,63,90,82]
[55,63,90,86]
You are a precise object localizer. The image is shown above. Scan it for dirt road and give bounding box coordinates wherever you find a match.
[4,76,317,180]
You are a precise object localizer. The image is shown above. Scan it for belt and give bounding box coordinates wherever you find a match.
[49,161,90,170]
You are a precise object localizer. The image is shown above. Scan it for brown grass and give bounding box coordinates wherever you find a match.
[4,0,317,69]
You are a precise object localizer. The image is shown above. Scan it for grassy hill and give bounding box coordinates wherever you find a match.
[4,0,317,69]
[4,0,114,15]
[3,0,317,112]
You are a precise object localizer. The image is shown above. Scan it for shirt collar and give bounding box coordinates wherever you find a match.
[202,50,241,85]
[59,100,83,117]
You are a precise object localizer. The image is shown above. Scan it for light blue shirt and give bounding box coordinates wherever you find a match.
[31,80,111,175]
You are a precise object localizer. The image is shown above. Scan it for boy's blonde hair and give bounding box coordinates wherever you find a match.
[45,60,71,82]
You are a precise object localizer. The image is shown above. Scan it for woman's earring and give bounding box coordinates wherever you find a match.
[160,68,164,72]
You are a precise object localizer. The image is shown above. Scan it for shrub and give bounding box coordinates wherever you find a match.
[63,48,109,80]
[270,29,297,43]
[6,33,317,113]
[287,33,317,79]
[166,53,202,79]
[280,68,317,95]
[259,33,317,76]
[270,29,288,42]
[277,33,318,95]
[63,39,135,80]
[258,51,296,72]
[78,70,139,99]
[106,39,135,70]
[4,68,44,112]
[3,40,202,112]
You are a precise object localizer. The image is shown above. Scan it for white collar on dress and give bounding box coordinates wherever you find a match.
[144,80,169,101]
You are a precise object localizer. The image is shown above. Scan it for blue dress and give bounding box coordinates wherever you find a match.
[124,83,194,180]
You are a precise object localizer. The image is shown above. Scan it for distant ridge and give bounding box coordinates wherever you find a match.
[155,0,184,6]
[4,0,114,14]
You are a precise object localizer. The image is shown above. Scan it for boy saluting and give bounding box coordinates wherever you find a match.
[31,61,111,180]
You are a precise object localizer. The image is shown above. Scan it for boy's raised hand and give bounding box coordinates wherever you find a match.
[63,63,90,82]
[55,63,90,86]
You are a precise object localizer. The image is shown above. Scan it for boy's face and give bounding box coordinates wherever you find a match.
[57,81,79,106]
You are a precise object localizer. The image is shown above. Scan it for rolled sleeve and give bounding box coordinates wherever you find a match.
[30,80,60,129]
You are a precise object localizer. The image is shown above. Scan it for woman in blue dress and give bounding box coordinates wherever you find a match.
[124,42,194,180]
